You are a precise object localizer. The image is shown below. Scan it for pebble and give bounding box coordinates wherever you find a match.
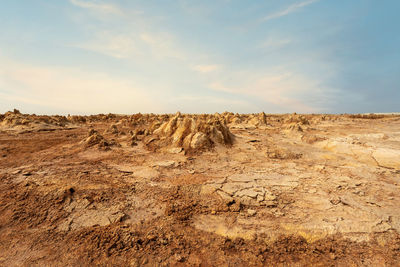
[247,209,257,216]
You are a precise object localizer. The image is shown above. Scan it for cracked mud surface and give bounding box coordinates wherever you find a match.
[1,112,400,266]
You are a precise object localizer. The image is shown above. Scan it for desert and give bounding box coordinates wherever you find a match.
[0,110,399,266]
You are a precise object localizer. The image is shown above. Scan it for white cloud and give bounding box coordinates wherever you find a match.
[68,1,188,61]
[73,31,188,60]
[191,64,221,73]
[0,58,160,114]
[69,0,122,15]
[261,0,319,22]
[209,69,329,113]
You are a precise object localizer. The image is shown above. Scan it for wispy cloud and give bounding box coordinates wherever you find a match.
[69,0,122,15]
[74,32,137,59]
[68,1,188,61]
[261,0,319,22]
[74,31,188,60]
[209,68,330,113]
[0,56,259,114]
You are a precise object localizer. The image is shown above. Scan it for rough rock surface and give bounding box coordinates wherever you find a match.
[82,129,118,150]
[146,112,234,152]
[1,112,400,266]
[0,109,71,132]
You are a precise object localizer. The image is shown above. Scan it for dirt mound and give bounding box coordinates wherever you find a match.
[81,129,118,150]
[145,113,234,152]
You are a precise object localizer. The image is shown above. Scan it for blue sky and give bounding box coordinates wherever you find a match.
[0,0,399,114]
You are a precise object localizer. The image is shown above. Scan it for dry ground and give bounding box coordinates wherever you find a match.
[0,111,400,266]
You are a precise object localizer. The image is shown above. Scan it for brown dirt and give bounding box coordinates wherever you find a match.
[1,112,400,266]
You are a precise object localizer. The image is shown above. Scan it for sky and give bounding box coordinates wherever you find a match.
[0,0,399,115]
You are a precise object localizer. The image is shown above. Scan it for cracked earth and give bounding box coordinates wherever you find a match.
[0,111,400,266]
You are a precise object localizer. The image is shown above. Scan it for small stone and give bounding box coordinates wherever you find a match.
[167,147,183,154]
[247,209,257,216]
[11,169,21,175]
[235,188,258,198]
[256,194,264,203]
[108,212,125,223]
[217,190,233,202]
[229,200,241,212]
[130,141,138,146]
[330,198,341,205]
[314,165,325,172]
[174,253,185,262]
[221,183,247,195]
[264,192,277,201]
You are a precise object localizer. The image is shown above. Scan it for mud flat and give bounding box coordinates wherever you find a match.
[1,111,400,266]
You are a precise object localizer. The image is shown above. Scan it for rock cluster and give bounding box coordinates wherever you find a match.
[145,112,234,152]
[0,110,69,130]
[221,112,268,127]
[82,129,118,150]
[284,123,304,133]
[284,113,310,125]
[67,115,87,124]
[282,114,311,134]
[104,124,127,136]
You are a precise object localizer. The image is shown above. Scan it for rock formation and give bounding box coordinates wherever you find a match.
[145,113,234,152]
[82,129,118,150]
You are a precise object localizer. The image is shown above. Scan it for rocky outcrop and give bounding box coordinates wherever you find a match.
[0,110,70,131]
[82,129,118,150]
[145,112,234,152]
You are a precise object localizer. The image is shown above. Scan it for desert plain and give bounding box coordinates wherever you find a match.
[0,109,399,266]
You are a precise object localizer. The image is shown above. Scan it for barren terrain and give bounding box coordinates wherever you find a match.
[0,110,399,266]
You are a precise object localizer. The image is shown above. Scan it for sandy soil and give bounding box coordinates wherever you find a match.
[0,111,400,266]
